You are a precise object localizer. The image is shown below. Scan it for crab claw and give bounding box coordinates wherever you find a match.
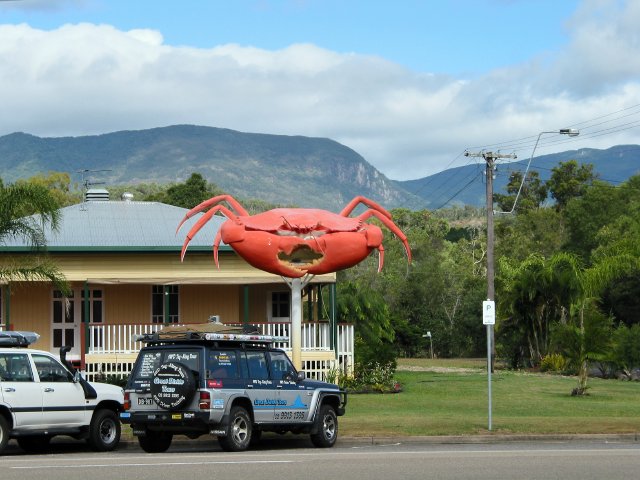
[357,210,412,264]
[180,205,237,261]
[177,195,247,233]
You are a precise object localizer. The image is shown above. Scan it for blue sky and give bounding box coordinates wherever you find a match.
[1,0,639,181]
[1,0,580,74]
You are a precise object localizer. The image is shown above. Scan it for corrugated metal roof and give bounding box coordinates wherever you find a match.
[2,200,225,250]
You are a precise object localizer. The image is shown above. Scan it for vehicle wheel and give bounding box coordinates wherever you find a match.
[310,404,338,448]
[0,416,10,454]
[138,432,173,453]
[218,406,252,452]
[17,435,51,453]
[151,362,196,410]
[88,409,121,451]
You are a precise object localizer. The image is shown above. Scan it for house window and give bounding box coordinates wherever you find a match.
[270,291,290,321]
[82,289,104,348]
[152,285,179,324]
[81,289,104,324]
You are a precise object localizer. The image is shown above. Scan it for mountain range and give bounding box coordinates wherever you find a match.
[1,125,639,211]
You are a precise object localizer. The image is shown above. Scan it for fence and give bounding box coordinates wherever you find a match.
[82,321,354,383]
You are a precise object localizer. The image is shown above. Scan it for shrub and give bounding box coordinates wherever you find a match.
[540,353,569,373]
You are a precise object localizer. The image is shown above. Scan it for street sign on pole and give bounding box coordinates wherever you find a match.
[483,300,495,325]
[482,299,494,431]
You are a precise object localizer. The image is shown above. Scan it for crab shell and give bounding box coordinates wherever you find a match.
[178,195,411,279]
[218,209,385,277]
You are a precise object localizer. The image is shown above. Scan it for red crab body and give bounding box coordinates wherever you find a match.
[178,195,411,278]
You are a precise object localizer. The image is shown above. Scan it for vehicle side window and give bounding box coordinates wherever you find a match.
[269,351,297,380]
[32,354,73,382]
[207,350,238,379]
[0,353,33,382]
[0,353,34,382]
[237,351,249,379]
[130,351,162,389]
[246,351,269,380]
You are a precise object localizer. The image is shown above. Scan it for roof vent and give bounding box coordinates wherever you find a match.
[85,188,110,202]
[121,192,134,202]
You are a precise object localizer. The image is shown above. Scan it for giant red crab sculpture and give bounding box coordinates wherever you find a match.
[177,194,411,278]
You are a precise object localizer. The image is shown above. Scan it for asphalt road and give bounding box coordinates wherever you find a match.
[1,437,639,480]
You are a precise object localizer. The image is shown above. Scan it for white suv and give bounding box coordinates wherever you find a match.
[0,331,124,454]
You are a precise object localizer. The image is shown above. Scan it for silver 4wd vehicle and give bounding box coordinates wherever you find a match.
[0,331,124,454]
[120,323,347,453]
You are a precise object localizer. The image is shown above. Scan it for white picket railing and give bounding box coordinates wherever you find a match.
[87,321,353,356]
[83,321,354,382]
[88,323,162,354]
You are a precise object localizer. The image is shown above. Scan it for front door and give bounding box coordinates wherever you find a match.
[268,351,311,423]
[32,353,87,427]
[52,290,80,359]
[244,350,276,422]
[51,288,103,360]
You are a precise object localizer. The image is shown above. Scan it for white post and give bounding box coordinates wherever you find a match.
[290,277,303,370]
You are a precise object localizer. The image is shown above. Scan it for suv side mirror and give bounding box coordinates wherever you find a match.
[296,371,306,382]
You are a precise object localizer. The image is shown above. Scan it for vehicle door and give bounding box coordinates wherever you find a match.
[268,350,311,423]
[31,353,87,427]
[243,350,277,422]
[0,352,44,428]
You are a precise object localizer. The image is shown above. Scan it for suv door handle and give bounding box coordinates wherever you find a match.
[44,387,55,392]
[3,387,15,392]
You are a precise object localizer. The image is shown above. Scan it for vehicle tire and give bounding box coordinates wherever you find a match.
[88,409,121,452]
[151,362,196,410]
[218,406,252,452]
[0,416,10,454]
[310,404,338,448]
[138,432,173,453]
[17,435,51,453]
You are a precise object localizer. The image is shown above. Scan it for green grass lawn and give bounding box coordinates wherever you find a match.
[340,359,640,437]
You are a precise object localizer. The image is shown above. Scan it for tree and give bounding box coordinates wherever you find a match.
[20,171,81,207]
[0,178,68,292]
[494,170,547,213]
[564,175,640,262]
[546,160,597,210]
[496,208,567,263]
[609,324,640,379]
[140,173,225,209]
[551,254,639,395]
[164,173,211,208]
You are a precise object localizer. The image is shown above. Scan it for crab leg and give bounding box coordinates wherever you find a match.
[377,244,385,272]
[176,195,248,233]
[357,210,412,264]
[213,229,222,268]
[180,205,237,261]
[340,196,393,220]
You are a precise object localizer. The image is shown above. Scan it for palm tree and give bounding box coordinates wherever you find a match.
[551,253,639,395]
[0,178,68,291]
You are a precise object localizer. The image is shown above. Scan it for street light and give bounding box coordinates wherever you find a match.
[496,128,580,214]
[422,331,433,359]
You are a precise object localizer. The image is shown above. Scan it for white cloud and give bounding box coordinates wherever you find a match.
[1,0,640,181]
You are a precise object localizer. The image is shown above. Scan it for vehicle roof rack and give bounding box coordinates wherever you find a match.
[0,331,40,347]
[133,323,288,344]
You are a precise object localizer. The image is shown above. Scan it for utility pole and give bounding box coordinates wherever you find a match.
[464,151,516,372]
